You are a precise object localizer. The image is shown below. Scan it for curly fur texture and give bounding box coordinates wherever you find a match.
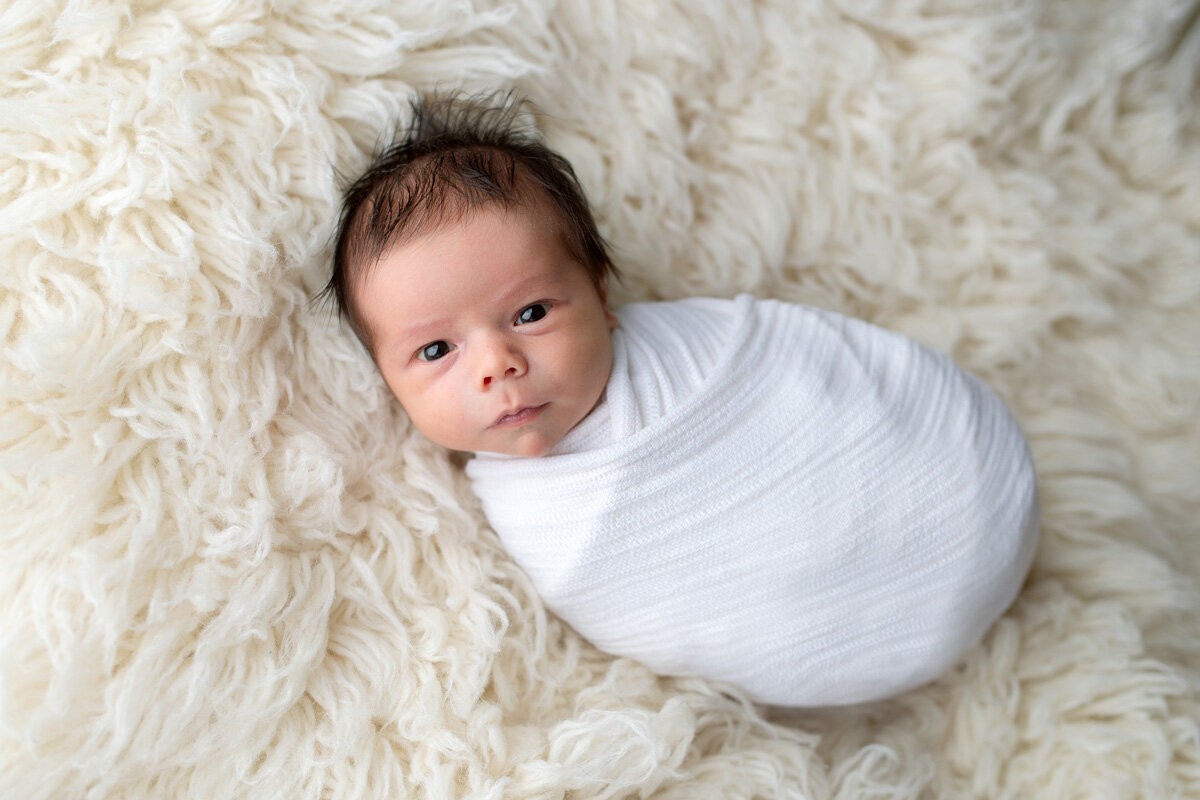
[2,0,1198,797]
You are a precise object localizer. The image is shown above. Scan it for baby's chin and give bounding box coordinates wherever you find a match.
[488,434,558,458]
[465,427,562,458]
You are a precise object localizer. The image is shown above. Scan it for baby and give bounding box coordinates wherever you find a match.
[322,93,1040,707]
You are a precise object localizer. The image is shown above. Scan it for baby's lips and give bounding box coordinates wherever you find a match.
[492,403,548,428]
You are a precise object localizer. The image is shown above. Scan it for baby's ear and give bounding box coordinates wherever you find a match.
[598,276,618,331]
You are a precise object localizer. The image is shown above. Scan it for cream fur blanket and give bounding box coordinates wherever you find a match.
[2,1,1198,798]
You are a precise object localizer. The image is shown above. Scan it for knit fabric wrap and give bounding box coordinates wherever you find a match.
[467,296,1039,706]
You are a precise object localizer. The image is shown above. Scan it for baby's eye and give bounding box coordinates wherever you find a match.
[417,341,453,362]
[516,303,549,325]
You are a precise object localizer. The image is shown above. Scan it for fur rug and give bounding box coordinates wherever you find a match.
[3,0,1198,797]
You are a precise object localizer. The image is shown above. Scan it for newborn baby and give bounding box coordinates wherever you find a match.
[322,92,1040,707]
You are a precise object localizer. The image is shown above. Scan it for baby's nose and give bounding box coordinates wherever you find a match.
[482,365,519,387]
[478,338,527,387]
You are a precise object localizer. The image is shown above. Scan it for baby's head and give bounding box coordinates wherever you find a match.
[323,92,618,457]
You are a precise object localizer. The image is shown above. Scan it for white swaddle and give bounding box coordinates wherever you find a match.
[467,295,1039,706]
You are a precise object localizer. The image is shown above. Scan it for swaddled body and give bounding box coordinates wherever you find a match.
[469,295,1039,707]
[325,93,1040,709]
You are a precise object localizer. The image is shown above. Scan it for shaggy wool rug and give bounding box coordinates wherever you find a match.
[3,0,1198,797]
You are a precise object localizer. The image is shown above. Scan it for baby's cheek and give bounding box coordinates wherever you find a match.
[395,384,458,442]
[561,332,609,382]
[425,395,467,434]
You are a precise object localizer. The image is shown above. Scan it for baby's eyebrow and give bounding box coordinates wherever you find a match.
[498,273,570,304]
[393,318,451,349]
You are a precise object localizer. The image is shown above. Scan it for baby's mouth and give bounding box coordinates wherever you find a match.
[492,403,548,428]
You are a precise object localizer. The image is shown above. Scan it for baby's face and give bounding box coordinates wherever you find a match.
[354,204,616,457]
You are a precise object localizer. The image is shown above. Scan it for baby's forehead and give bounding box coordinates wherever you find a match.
[360,201,575,292]
[376,196,569,269]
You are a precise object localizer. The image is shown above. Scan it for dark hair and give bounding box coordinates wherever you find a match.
[319,91,616,352]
